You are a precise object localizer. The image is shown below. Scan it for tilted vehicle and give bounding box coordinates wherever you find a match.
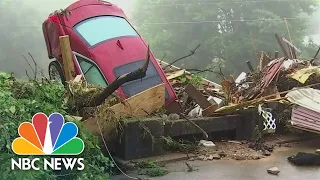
[42,0,177,105]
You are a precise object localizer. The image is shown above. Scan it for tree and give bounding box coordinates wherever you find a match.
[131,0,319,81]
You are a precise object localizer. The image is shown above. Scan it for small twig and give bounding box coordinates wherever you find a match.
[25,70,32,79]
[28,53,38,79]
[23,55,35,78]
[185,162,194,172]
[159,52,167,64]
[164,43,201,69]
[218,64,226,80]
[179,113,208,139]
[310,47,320,64]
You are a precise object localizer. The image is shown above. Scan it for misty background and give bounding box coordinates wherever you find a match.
[1,0,320,81]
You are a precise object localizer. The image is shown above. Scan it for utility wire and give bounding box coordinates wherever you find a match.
[144,0,314,6]
[141,17,302,25]
[0,17,303,27]
[95,118,147,180]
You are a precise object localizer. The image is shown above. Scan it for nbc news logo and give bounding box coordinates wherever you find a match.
[11,113,85,170]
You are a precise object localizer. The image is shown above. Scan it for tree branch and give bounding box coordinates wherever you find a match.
[179,113,208,139]
[163,43,201,69]
[75,46,151,110]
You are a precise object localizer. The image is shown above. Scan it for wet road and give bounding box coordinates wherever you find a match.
[112,139,320,180]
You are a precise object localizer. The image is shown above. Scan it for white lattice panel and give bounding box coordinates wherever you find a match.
[258,105,276,132]
[262,111,276,131]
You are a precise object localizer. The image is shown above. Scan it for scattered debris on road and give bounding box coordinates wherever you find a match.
[267,166,280,175]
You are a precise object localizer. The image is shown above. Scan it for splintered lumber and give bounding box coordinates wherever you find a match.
[110,83,165,118]
[166,69,185,80]
[73,75,83,83]
[185,84,212,109]
[202,104,219,117]
[59,35,75,81]
[157,60,222,89]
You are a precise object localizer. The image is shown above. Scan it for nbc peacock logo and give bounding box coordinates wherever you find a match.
[12,112,84,155]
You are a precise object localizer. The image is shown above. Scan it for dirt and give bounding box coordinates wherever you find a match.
[194,141,266,161]
[190,133,312,161]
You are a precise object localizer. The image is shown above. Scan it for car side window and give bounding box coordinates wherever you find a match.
[75,55,108,87]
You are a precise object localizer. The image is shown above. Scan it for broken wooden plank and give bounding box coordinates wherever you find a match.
[73,75,83,83]
[110,83,165,118]
[185,84,212,109]
[59,35,75,81]
[166,69,185,80]
[202,104,219,117]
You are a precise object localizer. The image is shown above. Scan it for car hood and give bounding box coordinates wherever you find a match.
[90,37,149,82]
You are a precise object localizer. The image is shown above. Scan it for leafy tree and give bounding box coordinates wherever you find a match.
[132,0,319,81]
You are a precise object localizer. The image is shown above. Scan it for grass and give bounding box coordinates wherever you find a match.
[137,160,168,177]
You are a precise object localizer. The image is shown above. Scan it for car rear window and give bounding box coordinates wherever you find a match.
[113,60,169,100]
[74,16,138,47]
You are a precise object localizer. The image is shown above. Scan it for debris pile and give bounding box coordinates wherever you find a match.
[156,34,320,132]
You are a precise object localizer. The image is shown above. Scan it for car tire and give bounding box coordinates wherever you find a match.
[48,60,66,86]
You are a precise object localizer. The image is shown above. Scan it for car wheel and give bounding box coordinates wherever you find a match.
[48,60,66,86]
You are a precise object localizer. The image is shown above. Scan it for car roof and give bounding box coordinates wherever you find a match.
[45,0,126,27]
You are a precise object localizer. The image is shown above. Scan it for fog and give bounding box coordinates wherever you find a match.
[0,0,319,79]
[0,0,133,77]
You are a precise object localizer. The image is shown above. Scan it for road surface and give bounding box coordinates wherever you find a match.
[112,138,320,180]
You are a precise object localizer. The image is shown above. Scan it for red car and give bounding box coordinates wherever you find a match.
[42,0,177,105]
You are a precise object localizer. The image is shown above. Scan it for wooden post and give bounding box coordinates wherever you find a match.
[246,60,254,72]
[284,18,293,45]
[275,51,279,59]
[259,52,264,71]
[59,35,75,81]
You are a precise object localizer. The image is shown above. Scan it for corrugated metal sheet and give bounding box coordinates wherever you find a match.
[288,88,320,133]
[291,106,320,132]
[286,88,320,113]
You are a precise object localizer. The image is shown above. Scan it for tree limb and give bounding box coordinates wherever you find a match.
[163,43,201,69]
[179,113,208,139]
[75,46,151,110]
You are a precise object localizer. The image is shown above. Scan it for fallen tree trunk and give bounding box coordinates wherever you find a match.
[75,46,151,110]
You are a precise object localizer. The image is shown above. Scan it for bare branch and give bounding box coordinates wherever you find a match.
[163,43,201,69]
[23,55,35,78]
[28,53,38,79]
[159,52,167,64]
[179,113,208,139]
[25,70,32,79]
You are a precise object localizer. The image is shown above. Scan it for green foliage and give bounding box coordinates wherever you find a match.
[137,160,168,177]
[132,0,319,81]
[0,73,111,180]
[162,136,198,152]
[178,74,203,88]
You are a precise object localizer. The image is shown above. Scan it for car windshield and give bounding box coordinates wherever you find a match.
[74,16,138,47]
